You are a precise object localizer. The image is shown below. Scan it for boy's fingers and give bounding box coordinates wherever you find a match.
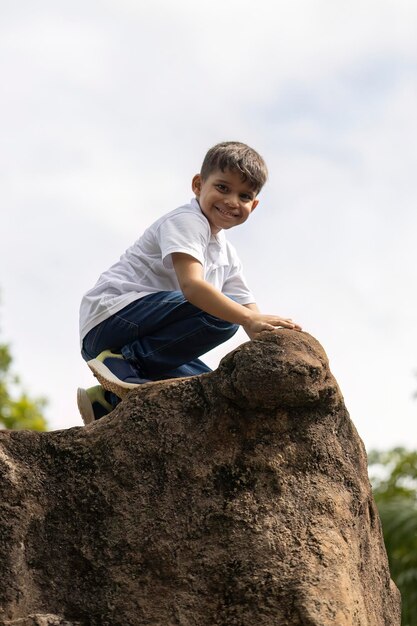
[271,319,302,331]
[275,319,294,328]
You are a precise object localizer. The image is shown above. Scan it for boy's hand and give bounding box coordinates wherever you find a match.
[242,313,302,340]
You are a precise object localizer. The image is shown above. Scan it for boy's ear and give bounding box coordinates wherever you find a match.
[192,174,202,196]
[251,199,259,211]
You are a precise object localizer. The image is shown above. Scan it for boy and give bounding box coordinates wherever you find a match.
[78,141,302,424]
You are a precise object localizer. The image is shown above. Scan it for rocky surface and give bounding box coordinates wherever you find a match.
[0,330,400,626]
[3,615,80,626]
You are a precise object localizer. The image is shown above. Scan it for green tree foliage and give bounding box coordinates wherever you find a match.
[369,448,417,626]
[0,340,48,431]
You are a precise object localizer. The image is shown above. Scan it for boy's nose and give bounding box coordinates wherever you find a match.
[225,196,239,208]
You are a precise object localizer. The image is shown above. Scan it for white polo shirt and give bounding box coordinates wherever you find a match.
[79,198,255,342]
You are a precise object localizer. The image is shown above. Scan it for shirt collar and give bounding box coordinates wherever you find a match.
[190,197,225,247]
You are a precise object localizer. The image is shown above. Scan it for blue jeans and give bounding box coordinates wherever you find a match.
[81,291,239,380]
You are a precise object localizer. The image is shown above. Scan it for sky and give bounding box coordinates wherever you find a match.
[0,0,416,450]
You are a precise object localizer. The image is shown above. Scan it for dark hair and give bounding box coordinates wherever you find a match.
[200,141,268,192]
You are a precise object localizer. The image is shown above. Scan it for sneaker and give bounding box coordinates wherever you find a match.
[87,350,150,397]
[77,385,114,425]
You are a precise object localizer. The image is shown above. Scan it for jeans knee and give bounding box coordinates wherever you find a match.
[224,322,239,340]
[203,314,239,337]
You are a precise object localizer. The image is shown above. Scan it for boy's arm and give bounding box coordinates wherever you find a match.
[243,302,260,313]
[172,253,301,339]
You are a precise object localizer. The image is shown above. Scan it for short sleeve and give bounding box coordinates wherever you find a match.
[156,210,210,269]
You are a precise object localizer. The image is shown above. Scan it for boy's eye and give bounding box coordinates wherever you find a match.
[240,194,252,201]
[216,184,228,192]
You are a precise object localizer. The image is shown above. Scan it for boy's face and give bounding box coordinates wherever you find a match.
[192,168,259,235]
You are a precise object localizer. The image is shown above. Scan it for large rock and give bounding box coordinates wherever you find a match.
[0,331,400,626]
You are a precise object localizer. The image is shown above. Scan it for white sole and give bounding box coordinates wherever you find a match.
[77,388,95,425]
[87,358,141,397]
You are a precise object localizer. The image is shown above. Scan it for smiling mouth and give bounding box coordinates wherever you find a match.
[215,205,238,218]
